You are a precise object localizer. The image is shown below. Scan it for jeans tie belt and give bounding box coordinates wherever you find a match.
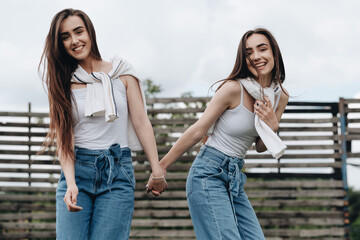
[223,156,247,227]
[94,144,122,190]
[227,156,247,198]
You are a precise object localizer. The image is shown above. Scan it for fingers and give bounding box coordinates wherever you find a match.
[147,178,167,192]
[71,190,78,205]
[254,101,272,124]
[146,177,167,197]
[255,96,272,108]
[151,190,161,197]
[64,190,82,212]
[264,96,272,107]
[146,183,152,194]
[254,101,264,118]
[254,99,272,116]
[253,107,263,119]
[254,98,279,132]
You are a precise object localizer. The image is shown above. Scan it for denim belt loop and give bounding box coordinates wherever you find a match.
[198,146,206,158]
[94,144,122,191]
[220,156,229,167]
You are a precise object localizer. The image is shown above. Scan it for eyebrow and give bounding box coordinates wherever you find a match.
[60,26,84,36]
[246,43,268,51]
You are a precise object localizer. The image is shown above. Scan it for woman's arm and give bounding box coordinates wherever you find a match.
[159,81,241,170]
[59,148,83,212]
[255,89,289,152]
[121,75,167,194]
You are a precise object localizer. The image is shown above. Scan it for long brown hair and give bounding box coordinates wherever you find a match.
[203,28,286,144]
[214,28,286,91]
[39,8,101,162]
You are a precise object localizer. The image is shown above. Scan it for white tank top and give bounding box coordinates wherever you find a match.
[71,78,128,150]
[206,81,281,159]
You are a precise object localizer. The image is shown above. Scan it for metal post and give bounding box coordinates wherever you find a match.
[28,102,31,187]
[339,98,349,239]
[27,102,33,237]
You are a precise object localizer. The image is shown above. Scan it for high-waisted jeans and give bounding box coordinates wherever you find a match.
[56,144,135,240]
[186,145,265,240]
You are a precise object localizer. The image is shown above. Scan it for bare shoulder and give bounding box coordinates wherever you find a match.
[280,86,289,104]
[213,80,242,109]
[119,75,138,89]
[217,80,241,96]
[275,86,289,117]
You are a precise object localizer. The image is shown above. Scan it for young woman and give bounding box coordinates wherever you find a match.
[39,8,167,239]
[147,28,289,239]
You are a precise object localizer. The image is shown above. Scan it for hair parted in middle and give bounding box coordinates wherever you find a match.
[226,27,285,84]
[211,27,286,94]
[39,8,102,162]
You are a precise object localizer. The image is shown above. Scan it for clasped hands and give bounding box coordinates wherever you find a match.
[146,167,167,197]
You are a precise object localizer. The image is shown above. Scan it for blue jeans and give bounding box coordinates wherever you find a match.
[186,145,265,240]
[56,144,135,240]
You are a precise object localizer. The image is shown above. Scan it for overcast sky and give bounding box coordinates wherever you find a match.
[1,0,360,188]
[1,0,359,112]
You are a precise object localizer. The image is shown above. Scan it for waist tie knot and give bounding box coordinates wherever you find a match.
[228,157,247,197]
[95,144,122,190]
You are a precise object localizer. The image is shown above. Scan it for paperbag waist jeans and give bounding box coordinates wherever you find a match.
[56,143,135,240]
[186,145,265,240]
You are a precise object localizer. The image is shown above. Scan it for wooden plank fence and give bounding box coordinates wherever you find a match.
[0,97,359,239]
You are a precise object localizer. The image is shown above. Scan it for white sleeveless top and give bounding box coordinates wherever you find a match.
[72,78,128,150]
[206,81,281,159]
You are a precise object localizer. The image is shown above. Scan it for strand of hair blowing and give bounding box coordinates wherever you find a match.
[39,11,78,162]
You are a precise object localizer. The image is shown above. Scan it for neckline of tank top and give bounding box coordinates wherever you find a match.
[71,87,87,92]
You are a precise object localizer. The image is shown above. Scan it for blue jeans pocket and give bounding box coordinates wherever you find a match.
[186,167,196,198]
[186,164,224,199]
[198,161,224,192]
[118,162,135,190]
[197,158,223,181]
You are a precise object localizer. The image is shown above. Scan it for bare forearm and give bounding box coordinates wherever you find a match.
[133,119,162,174]
[160,125,204,170]
[59,155,76,187]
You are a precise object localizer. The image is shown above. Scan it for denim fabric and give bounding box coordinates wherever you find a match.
[56,144,135,240]
[186,145,265,240]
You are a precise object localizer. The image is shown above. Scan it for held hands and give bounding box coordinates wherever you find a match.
[64,183,83,212]
[254,96,279,132]
[146,167,167,197]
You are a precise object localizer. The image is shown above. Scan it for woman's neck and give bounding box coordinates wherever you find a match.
[79,57,102,74]
[257,76,271,88]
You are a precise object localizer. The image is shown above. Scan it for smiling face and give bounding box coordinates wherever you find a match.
[245,33,275,82]
[59,15,92,63]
